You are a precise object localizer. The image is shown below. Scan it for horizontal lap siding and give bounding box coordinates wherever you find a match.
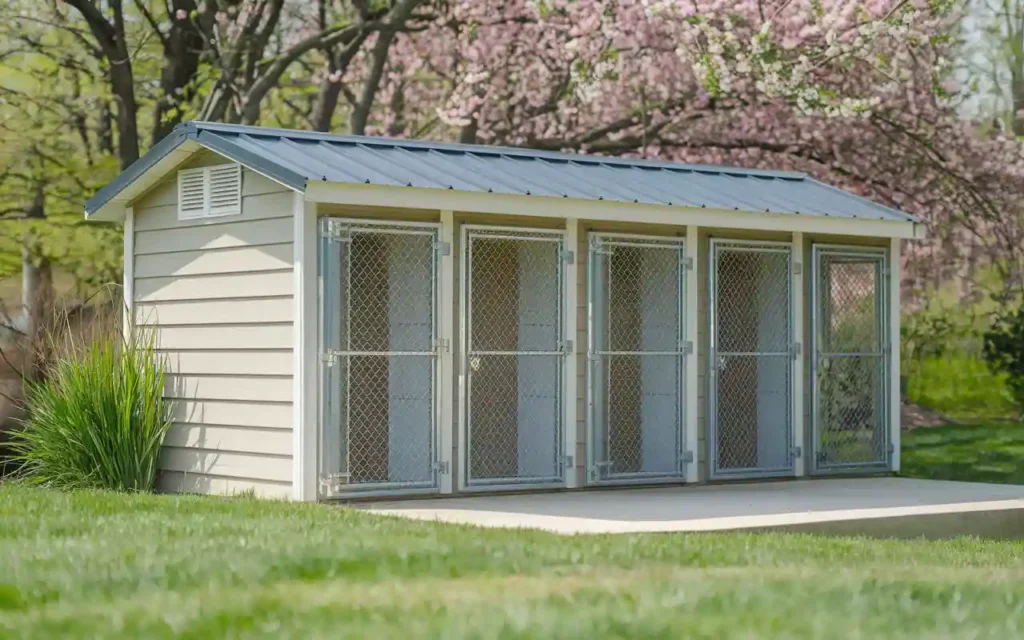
[132,152,294,498]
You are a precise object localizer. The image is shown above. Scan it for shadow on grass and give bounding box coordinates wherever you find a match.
[901,423,1024,485]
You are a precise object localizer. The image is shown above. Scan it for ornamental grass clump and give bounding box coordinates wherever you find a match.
[11,323,171,492]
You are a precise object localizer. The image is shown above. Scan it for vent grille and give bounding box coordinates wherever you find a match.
[177,164,242,220]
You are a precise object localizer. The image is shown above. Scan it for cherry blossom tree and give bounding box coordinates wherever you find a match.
[368,0,1024,304]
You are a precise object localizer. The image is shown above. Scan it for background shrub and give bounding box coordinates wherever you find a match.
[983,307,1024,417]
[9,316,171,492]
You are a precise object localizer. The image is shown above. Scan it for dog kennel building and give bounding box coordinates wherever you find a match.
[86,122,923,500]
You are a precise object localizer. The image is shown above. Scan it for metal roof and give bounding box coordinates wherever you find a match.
[86,121,917,223]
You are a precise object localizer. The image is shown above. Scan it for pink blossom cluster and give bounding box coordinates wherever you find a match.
[354,0,1024,301]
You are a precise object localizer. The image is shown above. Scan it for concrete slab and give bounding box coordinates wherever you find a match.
[361,478,1024,538]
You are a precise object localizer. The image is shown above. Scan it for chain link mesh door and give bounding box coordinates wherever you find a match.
[812,247,889,471]
[319,219,440,497]
[709,240,794,479]
[587,234,686,483]
[465,228,565,487]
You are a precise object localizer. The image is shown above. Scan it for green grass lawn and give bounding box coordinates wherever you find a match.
[902,422,1024,485]
[0,485,1023,638]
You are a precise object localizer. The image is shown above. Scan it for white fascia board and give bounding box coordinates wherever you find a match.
[89,141,204,222]
[305,182,923,240]
[90,138,306,222]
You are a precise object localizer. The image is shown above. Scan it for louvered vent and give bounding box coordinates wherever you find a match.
[177,164,242,220]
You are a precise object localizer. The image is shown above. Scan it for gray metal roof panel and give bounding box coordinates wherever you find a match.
[85,121,919,223]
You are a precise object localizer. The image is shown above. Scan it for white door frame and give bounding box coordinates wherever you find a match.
[458,223,570,492]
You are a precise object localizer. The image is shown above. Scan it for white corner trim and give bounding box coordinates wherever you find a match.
[122,206,134,337]
[304,182,920,240]
[791,232,806,477]
[293,193,318,501]
[684,226,700,483]
[889,237,902,472]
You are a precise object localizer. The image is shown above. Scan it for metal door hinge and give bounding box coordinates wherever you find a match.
[793,262,802,276]
[683,256,694,271]
[433,461,450,475]
[560,339,574,355]
[790,342,801,359]
[791,446,802,458]
[320,219,352,241]
[560,249,575,264]
[682,341,694,355]
[681,451,694,463]
[887,443,895,454]
[319,472,351,495]
[435,338,450,354]
[435,240,451,256]
[563,454,575,469]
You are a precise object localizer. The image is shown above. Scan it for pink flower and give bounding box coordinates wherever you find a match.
[175,9,187,20]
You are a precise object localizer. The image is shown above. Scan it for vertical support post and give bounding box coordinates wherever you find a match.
[564,218,580,488]
[889,237,902,472]
[438,211,456,493]
[122,206,134,339]
[791,232,806,477]
[457,224,468,492]
[293,193,318,501]
[684,226,700,483]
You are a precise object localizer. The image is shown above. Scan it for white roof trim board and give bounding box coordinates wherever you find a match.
[86,121,920,230]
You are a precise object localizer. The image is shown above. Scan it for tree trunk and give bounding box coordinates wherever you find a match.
[312,75,342,132]
[110,61,140,168]
[98,102,114,154]
[1012,65,1024,136]
[21,186,53,382]
[152,1,203,145]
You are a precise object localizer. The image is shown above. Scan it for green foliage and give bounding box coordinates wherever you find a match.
[982,307,1024,413]
[905,354,1018,420]
[9,327,171,492]
[900,277,1020,420]
[902,422,1024,485]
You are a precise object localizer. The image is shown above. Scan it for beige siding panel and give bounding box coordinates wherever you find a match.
[136,297,293,326]
[157,470,291,499]
[161,349,292,376]
[134,243,292,278]
[135,217,291,255]
[152,324,293,350]
[160,446,292,483]
[134,191,294,231]
[135,270,292,302]
[165,374,293,402]
[129,148,296,498]
[164,423,292,456]
[171,399,292,429]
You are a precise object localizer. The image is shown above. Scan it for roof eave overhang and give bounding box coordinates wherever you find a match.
[84,126,306,222]
[305,180,925,240]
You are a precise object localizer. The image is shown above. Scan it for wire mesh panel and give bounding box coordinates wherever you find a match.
[812,247,889,471]
[465,228,565,487]
[587,234,686,484]
[709,240,794,479]
[319,219,440,497]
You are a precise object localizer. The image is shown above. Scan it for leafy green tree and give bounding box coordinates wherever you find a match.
[983,307,1024,415]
